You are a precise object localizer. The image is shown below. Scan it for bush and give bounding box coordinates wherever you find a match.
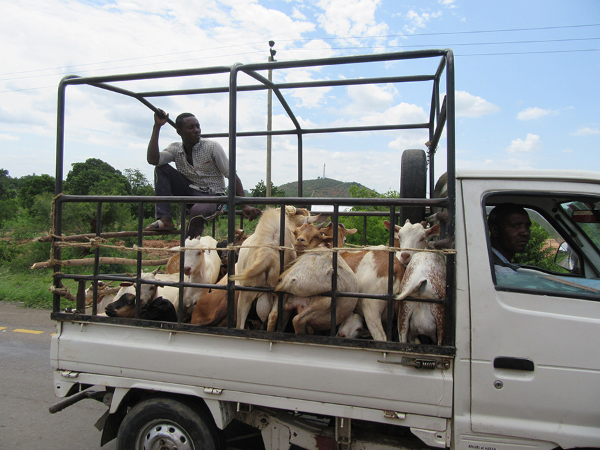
[342,185,400,247]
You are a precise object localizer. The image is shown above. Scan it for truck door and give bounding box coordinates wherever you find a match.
[462,178,600,449]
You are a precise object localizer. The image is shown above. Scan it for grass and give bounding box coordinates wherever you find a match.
[0,268,78,310]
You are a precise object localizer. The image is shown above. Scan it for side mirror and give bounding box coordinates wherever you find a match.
[555,242,578,272]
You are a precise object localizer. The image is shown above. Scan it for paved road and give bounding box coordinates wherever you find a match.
[0,302,115,449]
[0,302,268,450]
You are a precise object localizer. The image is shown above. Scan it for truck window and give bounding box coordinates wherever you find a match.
[486,197,600,299]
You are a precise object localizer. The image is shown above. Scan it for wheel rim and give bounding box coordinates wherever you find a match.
[135,419,195,450]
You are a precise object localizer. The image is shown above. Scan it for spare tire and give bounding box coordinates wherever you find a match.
[400,149,427,225]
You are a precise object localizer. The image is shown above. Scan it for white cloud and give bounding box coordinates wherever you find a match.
[346,83,397,113]
[0,134,19,141]
[438,0,457,8]
[455,91,500,118]
[507,133,542,153]
[403,9,442,33]
[317,0,388,40]
[516,107,558,121]
[572,126,599,136]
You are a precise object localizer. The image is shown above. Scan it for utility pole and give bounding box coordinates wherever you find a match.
[266,40,276,197]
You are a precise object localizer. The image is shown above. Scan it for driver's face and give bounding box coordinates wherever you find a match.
[492,212,531,260]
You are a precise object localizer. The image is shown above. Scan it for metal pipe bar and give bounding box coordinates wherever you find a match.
[241,49,449,72]
[244,69,301,130]
[444,50,456,347]
[54,194,447,207]
[137,74,435,98]
[201,121,430,139]
[60,65,233,85]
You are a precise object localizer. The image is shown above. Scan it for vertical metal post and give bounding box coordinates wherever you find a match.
[227,63,242,328]
[266,41,276,198]
[266,59,273,197]
[445,50,456,346]
[330,205,339,335]
[53,79,68,313]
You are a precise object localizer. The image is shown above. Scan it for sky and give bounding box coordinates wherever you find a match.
[1,0,599,195]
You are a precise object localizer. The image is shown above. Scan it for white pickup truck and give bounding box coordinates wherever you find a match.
[49,50,600,450]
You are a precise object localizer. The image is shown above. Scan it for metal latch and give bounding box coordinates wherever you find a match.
[203,387,222,395]
[378,357,450,370]
[383,411,406,420]
[60,371,80,378]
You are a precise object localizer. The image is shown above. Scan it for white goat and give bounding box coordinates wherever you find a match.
[180,236,222,319]
[275,248,359,335]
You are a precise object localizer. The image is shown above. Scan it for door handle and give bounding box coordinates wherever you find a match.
[494,357,535,371]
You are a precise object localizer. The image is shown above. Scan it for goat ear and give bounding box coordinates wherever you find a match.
[345,228,358,235]
[120,282,134,287]
[404,219,412,224]
[307,215,319,224]
[425,223,441,238]
[383,220,400,232]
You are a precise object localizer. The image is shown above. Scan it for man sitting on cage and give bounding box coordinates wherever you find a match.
[145,109,261,238]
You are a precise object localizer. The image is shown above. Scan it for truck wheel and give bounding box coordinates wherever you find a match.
[400,149,427,225]
[117,397,219,450]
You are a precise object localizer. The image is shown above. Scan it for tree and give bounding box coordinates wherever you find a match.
[62,159,131,233]
[123,168,154,219]
[250,180,285,198]
[0,168,17,200]
[250,180,285,209]
[0,169,18,228]
[342,185,400,246]
[63,158,130,196]
[18,174,55,212]
[513,221,559,271]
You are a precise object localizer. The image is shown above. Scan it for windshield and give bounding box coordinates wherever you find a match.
[560,200,600,250]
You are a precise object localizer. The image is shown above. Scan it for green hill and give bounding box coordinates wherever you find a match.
[277,177,372,198]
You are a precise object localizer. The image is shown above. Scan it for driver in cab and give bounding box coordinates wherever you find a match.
[488,203,531,276]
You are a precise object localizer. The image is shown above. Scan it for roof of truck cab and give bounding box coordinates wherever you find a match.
[455,169,600,183]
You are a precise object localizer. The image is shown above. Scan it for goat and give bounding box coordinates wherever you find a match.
[164,229,247,278]
[180,236,222,320]
[293,222,357,254]
[275,245,359,335]
[267,221,357,333]
[105,294,177,322]
[190,271,237,327]
[384,219,440,266]
[396,251,446,345]
[336,312,371,339]
[337,219,442,341]
[232,206,316,330]
[341,247,404,341]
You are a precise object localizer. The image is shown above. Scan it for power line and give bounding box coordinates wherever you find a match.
[280,23,600,42]
[1,47,597,95]
[1,23,598,80]
[0,41,266,78]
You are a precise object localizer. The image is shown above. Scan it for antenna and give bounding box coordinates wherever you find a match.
[323,163,326,179]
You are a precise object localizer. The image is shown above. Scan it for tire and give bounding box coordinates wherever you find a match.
[117,397,220,450]
[400,149,427,225]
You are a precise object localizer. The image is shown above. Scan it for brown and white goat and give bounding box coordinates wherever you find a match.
[341,247,404,341]
[396,251,446,345]
[232,206,316,330]
[274,222,359,334]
